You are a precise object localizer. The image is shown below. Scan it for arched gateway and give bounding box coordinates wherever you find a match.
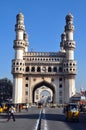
[32,81,55,103]
[12,12,77,105]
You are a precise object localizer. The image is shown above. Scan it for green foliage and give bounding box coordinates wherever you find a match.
[0,78,13,103]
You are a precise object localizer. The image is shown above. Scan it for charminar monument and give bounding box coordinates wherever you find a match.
[11,12,77,105]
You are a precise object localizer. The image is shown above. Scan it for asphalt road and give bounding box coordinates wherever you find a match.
[0,107,86,130]
[0,107,41,130]
[41,107,86,130]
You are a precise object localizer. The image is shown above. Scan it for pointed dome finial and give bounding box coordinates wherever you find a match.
[66,12,73,21]
[16,12,24,19]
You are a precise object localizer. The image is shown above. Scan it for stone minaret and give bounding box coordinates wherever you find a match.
[65,13,75,60]
[63,13,76,103]
[60,32,66,52]
[12,12,28,103]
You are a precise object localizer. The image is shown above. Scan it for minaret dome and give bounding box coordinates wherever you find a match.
[66,13,73,22]
[16,12,24,19]
[16,12,24,25]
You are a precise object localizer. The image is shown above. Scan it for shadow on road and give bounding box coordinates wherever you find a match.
[42,113,65,121]
[15,113,39,119]
[42,111,86,130]
[0,112,39,121]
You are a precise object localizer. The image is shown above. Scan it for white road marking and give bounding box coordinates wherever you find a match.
[42,108,48,130]
[34,109,42,130]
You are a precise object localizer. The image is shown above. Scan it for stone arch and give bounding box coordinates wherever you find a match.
[32,80,55,103]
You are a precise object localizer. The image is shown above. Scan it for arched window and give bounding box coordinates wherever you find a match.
[59,67,63,72]
[48,67,52,72]
[53,67,57,72]
[31,67,35,72]
[37,67,41,72]
[70,63,72,66]
[59,84,62,88]
[26,67,29,72]
[16,68,18,70]
[16,62,19,65]
[25,84,28,87]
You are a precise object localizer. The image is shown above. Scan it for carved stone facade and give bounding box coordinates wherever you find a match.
[12,12,77,104]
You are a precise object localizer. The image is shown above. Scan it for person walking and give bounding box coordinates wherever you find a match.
[7,106,16,122]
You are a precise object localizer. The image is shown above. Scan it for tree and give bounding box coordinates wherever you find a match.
[0,78,13,102]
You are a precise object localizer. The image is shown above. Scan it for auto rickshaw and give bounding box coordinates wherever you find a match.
[0,106,3,113]
[64,103,80,122]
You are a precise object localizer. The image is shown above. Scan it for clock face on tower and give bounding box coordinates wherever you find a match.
[42,67,46,72]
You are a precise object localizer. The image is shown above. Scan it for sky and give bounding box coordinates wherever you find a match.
[0,0,86,92]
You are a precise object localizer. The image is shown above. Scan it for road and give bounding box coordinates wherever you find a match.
[41,107,86,130]
[0,107,86,130]
[0,107,41,130]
